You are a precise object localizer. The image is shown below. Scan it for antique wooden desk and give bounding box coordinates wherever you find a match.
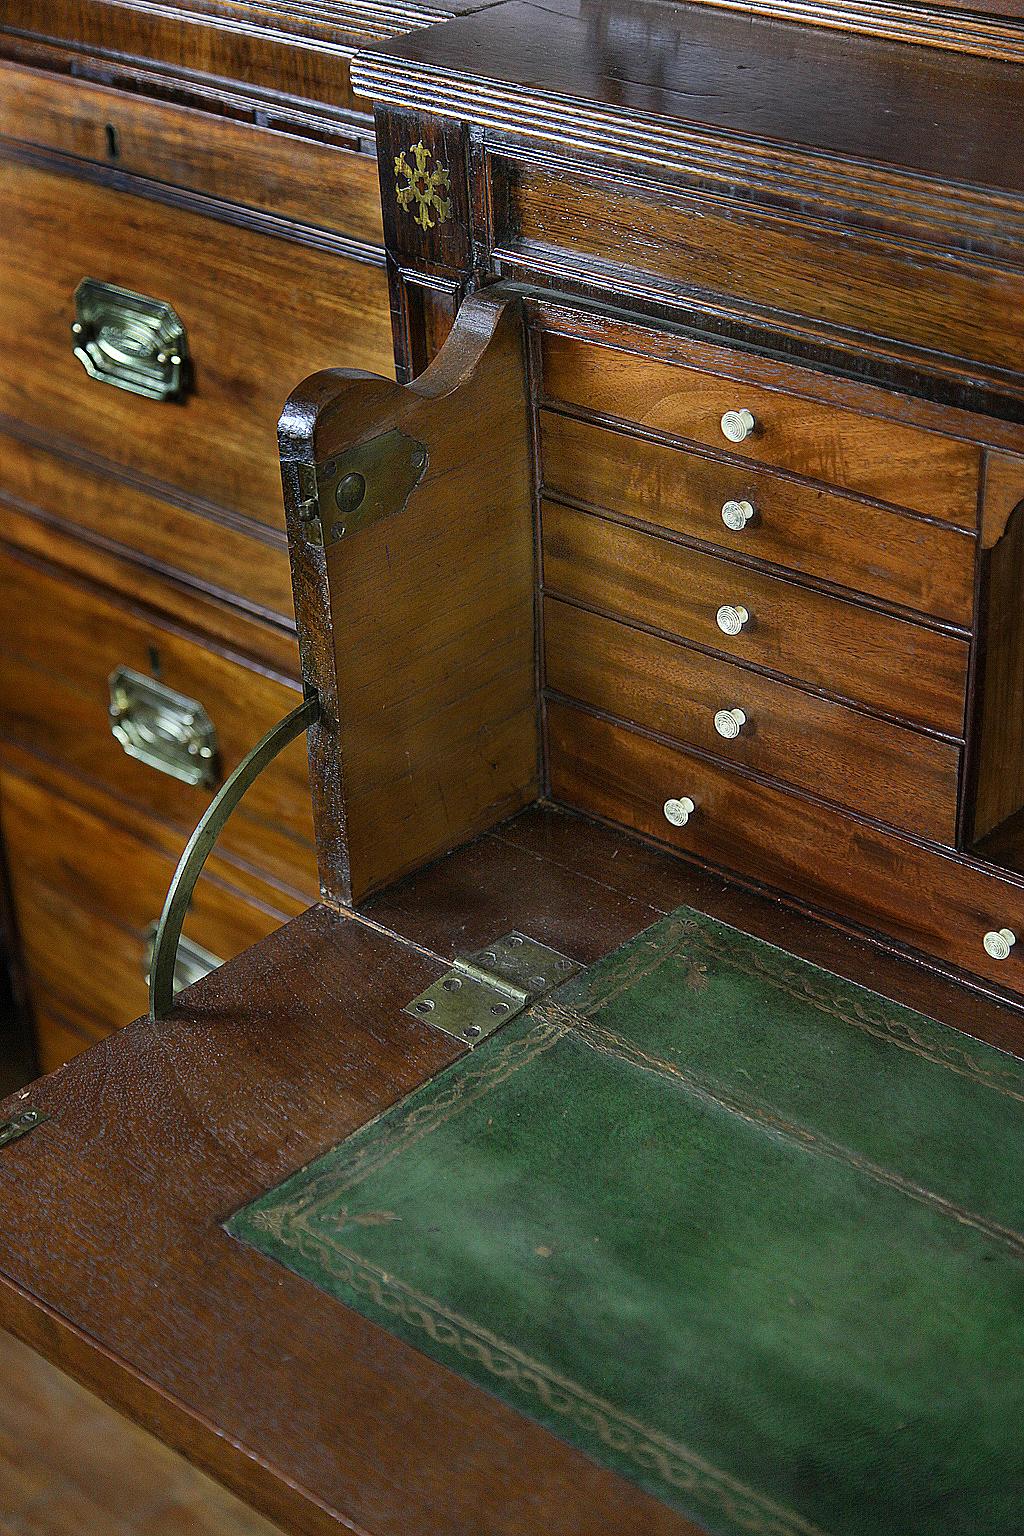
[3,3,1024,1534]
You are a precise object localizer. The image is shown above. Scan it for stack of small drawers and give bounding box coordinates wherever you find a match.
[536,319,1024,989]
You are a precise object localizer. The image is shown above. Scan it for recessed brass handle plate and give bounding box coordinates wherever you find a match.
[72,278,189,400]
[142,921,222,995]
[108,666,219,788]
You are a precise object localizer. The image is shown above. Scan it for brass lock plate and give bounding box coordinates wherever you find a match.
[108,667,219,788]
[298,428,428,548]
[405,933,581,1048]
[72,278,189,400]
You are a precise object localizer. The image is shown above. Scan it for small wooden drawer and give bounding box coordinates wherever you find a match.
[0,767,303,1051]
[541,332,981,526]
[0,156,393,536]
[0,546,317,899]
[544,599,961,845]
[547,701,1024,995]
[542,500,969,736]
[540,410,976,625]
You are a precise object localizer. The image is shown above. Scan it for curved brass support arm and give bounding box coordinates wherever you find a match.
[149,694,320,1022]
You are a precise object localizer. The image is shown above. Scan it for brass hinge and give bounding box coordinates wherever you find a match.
[0,1107,46,1149]
[405,933,581,1048]
[297,428,428,549]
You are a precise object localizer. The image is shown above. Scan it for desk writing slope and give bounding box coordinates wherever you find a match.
[231,907,1024,1536]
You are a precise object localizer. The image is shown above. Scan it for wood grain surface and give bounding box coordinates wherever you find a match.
[0,158,393,532]
[0,60,384,245]
[544,597,961,844]
[546,703,1024,993]
[540,408,976,623]
[541,332,981,526]
[0,543,316,900]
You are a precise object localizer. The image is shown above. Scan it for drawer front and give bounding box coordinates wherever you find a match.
[0,61,385,246]
[542,500,969,736]
[542,332,980,526]
[544,599,961,845]
[541,410,976,624]
[521,164,1024,386]
[0,768,301,1048]
[0,430,297,625]
[0,547,317,898]
[547,701,1024,995]
[0,158,393,533]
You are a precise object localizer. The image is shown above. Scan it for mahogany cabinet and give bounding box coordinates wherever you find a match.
[3,3,1024,1535]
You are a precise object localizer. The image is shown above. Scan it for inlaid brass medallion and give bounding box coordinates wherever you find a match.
[394,141,451,230]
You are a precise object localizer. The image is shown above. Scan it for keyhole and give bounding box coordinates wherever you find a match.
[104,123,120,160]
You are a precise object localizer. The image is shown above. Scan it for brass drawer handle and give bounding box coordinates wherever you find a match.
[149,695,319,1021]
[109,667,219,788]
[72,278,189,400]
[142,921,222,995]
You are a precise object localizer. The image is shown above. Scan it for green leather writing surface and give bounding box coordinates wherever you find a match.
[229,909,1024,1536]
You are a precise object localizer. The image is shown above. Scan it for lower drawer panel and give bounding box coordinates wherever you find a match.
[0,545,316,899]
[547,700,1024,995]
[0,768,302,1049]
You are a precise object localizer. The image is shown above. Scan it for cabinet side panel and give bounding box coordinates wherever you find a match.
[283,293,538,904]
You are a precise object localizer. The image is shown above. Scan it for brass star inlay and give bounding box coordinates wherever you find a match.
[394,141,452,231]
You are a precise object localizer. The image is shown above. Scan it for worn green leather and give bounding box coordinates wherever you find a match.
[229,909,1024,1536]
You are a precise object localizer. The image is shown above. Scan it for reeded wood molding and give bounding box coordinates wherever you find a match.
[353,53,1024,261]
[9,0,461,52]
[193,0,459,43]
[687,0,1024,64]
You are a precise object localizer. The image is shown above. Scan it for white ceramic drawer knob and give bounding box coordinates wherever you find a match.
[714,707,747,739]
[721,408,755,444]
[716,604,750,636]
[721,499,755,531]
[663,796,695,827]
[983,928,1016,961]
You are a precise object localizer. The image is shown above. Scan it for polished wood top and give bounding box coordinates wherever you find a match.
[353,0,1024,198]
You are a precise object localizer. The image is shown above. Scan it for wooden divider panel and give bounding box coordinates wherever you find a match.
[281,293,538,904]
